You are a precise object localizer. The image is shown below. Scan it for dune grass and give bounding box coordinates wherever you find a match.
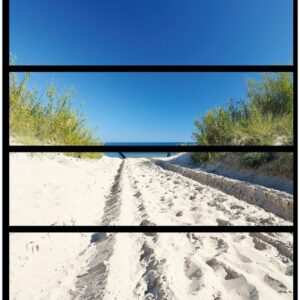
[239,152,275,168]
[9,73,102,159]
[191,152,293,179]
[192,73,293,167]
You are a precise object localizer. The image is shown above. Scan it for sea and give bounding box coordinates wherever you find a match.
[104,142,196,158]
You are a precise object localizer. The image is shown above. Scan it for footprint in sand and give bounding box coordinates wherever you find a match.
[134,191,142,198]
[216,218,232,226]
[264,273,290,294]
[184,259,204,294]
[137,241,173,300]
[230,204,245,210]
[138,204,145,212]
[210,237,228,255]
[215,195,228,203]
[206,258,259,300]
[176,211,183,217]
[252,237,268,250]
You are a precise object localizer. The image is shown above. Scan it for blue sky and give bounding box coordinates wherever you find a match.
[10,0,292,65]
[15,72,265,142]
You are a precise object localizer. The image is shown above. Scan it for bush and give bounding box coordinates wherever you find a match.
[191,152,213,163]
[247,73,293,117]
[193,73,293,148]
[192,73,293,164]
[9,73,102,159]
[190,75,294,177]
[239,153,275,168]
[191,152,293,179]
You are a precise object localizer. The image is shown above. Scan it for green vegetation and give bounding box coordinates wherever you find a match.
[239,153,275,168]
[9,73,102,159]
[239,152,293,178]
[191,152,293,179]
[193,73,293,146]
[192,73,293,165]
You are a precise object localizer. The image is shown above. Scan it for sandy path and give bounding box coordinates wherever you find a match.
[10,232,293,299]
[117,159,291,226]
[10,154,291,226]
[9,154,293,298]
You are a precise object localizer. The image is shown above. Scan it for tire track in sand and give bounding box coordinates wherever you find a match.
[101,160,125,225]
[71,161,125,299]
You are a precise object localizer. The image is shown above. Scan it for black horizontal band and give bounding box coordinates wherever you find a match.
[9,65,294,73]
[8,145,294,152]
[8,226,294,233]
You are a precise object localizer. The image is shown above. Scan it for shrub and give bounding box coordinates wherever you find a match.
[191,152,213,163]
[239,153,275,168]
[9,73,102,159]
[193,73,293,148]
[192,73,293,164]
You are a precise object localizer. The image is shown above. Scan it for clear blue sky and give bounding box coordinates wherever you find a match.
[10,0,292,65]
[16,72,265,142]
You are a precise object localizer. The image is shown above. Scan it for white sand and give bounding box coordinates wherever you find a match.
[10,153,292,226]
[10,153,121,225]
[9,153,293,299]
[10,232,293,299]
[9,233,96,300]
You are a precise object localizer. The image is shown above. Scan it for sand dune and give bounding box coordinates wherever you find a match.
[10,153,292,226]
[10,232,293,299]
